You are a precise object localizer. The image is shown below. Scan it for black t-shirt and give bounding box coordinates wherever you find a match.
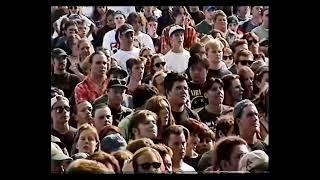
[197,105,234,132]
[248,140,269,156]
[188,82,206,110]
[229,64,237,75]
[51,73,81,99]
[207,68,232,80]
[109,106,133,126]
[172,106,200,127]
[189,11,205,25]
[184,154,202,171]
[151,36,161,53]
[157,13,175,36]
[51,126,76,155]
[92,25,114,48]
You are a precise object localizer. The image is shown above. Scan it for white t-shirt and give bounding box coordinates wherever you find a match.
[102,29,117,52]
[111,47,140,71]
[174,162,197,174]
[136,33,155,52]
[163,49,190,73]
[107,6,136,17]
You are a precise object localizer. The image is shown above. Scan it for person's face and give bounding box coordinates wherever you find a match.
[93,106,113,131]
[76,101,93,125]
[262,9,269,26]
[114,14,125,27]
[230,79,243,102]
[135,153,162,173]
[91,54,108,76]
[207,47,223,63]
[215,15,227,30]
[196,137,214,155]
[106,14,115,28]
[205,82,224,105]
[234,44,248,55]
[144,6,154,16]
[108,87,125,107]
[142,50,153,61]
[97,6,106,14]
[162,154,173,173]
[175,8,187,24]
[120,31,134,45]
[77,24,88,38]
[241,71,254,94]
[78,41,91,60]
[252,6,263,18]
[195,47,207,59]
[158,100,170,128]
[155,74,166,95]
[189,64,207,83]
[187,134,200,151]
[65,25,78,38]
[131,17,143,32]
[239,105,260,134]
[223,49,234,68]
[248,39,259,54]
[167,80,188,106]
[205,9,215,20]
[170,31,184,47]
[237,55,254,69]
[51,100,70,124]
[238,6,250,16]
[131,63,144,80]
[153,57,166,72]
[135,115,158,139]
[76,129,98,154]
[147,21,158,34]
[218,126,235,139]
[68,6,79,14]
[53,56,67,72]
[228,23,239,32]
[223,144,249,171]
[167,133,186,160]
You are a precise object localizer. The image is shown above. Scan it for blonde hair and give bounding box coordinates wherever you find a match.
[71,123,100,155]
[205,39,224,52]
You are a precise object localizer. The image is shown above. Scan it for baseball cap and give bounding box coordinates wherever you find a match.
[169,25,185,37]
[51,142,72,161]
[115,23,134,43]
[107,78,128,89]
[114,10,126,19]
[233,99,255,119]
[51,95,69,109]
[205,6,216,11]
[227,15,239,24]
[107,67,129,79]
[52,48,68,59]
[238,150,269,172]
[101,133,127,153]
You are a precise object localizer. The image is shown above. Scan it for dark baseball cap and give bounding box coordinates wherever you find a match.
[206,6,216,11]
[227,15,239,24]
[52,48,68,59]
[115,24,134,43]
[107,78,128,89]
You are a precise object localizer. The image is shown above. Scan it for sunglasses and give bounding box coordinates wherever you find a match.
[223,55,233,60]
[68,6,78,10]
[52,106,70,113]
[139,162,161,170]
[239,60,253,66]
[154,62,166,68]
[110,78,127,85]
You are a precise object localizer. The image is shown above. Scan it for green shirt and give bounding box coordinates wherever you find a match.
[196,20,213,37]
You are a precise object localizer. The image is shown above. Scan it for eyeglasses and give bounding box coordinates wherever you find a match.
[139,162,161,170]
[239,60,253,66]
[223,55,233,60]
[154,62,166,68]
[52,106,70,113]
[68,6,78,10]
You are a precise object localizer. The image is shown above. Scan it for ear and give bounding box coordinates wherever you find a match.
[132,128,139,137]
[204,92,208,99]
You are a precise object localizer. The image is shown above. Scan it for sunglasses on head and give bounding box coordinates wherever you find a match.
[154,62,166,68]
[139,162,161,170]
[52,106,70,113]
[223,55,233,60]
[239,60,253,66]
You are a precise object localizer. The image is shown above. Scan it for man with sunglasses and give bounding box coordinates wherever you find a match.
[51,48,81,100]
[51,95,76,154]
[234,49,254,74]
[111,23,140,71]
[233,99,269,155]
[161,6,197,54]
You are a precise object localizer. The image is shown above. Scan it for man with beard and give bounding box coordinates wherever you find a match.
[74,100,93,128]
[222,74,244,107]
[162,125,197,173]
[51,95,76,154]
[164,72,200,127]
[74,51,109,104]
[51,48,81,99]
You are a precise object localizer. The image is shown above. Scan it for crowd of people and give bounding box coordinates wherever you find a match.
[51,6,269,174]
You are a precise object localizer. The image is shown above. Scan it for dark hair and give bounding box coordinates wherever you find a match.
[146,16,158,23]
[261,7,269,16]
[126,57,144,73]
[132,84,159,109]
[151,143,173,158]
[235,49,253,64]
[230,39,248,53]
[215,115,235,139]
[164,72,188,95]
[189,42,205,57]
[126,138,155,154]
[92,103,108,117]
[222,74,240,92]
[242,32,260,44]
[171,6,187,18]
[128,110,158,140]
[214,136,247,170]
[188,54,209,70]
[126,12,140,25]
[111,150,133,171]
[87,151,121,173]
[162,125,190,145]
[64,20,78,31]
[92,6,107,21]
[209,29,223,38]
[202,77,224,94]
